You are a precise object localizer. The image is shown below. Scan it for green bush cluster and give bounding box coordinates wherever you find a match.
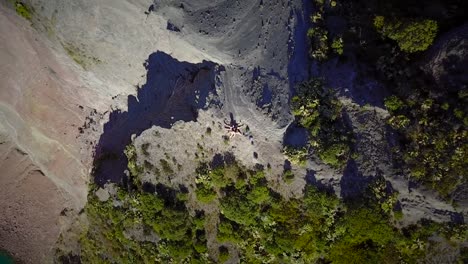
[331,37,344,55]
[384,95,405,112]
[282,169,295,183]
[213,166,462,263]
[333,0,465,199]
[70,153,467,263]
[291,79,353,169]
[384,93,468,198]
[124,144,144,187]
[218,246,230,263]
[306,0,343,60]
[307,27,330,61]
[283,146,308,166]
[367,177,400,216]
[194,162,242,203]
[374,16,438,53]
[14,1,32,21]
[79,183,211,263]
[195,184,217,203]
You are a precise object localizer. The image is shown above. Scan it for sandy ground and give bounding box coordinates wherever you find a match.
[0,134,63,263]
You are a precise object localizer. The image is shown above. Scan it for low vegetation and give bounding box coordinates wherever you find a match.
[80,184,210,263]
[65,152,467,263]
[14,1,32,21]
[384,93,467,199]
[62,43,101,70]
[282,146,308,166]
[374,16,438,53]
[307,0,343,60]
[291,78,353,169]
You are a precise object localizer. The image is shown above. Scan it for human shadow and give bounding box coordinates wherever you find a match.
[93,51,223,186]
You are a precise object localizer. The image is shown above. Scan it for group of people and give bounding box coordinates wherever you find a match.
[224,120,243,139]
[224,119,254,144]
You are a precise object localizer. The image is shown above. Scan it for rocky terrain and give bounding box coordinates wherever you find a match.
[0,0,466,263]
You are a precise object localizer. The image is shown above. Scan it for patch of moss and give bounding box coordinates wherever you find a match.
[15,2,32,21]
[62,43,102,70]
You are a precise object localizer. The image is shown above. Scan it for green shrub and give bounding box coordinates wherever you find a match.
[75,156,466,263]
[246,186,270,204]
[219,246,230,263]
[159,159,174,175]
[15,2,32,21]
[385,94,467,198]
[217,220,242,243]
[165,241,193,261]
[125,144,143,183]
[388,115,410,129]
[291,79,353,169]
[220,192,259,226]
[394,210,404,220]
[283,146,308,166]
[210,167,232,188]
[308,27,330,60]
[283,169,295,183]
[318,143,349,168]
[134,192,164,221]
[374,16,438,53]
[176,192,189,202]
[384,95,405,112]
[331,37,344,55]
[195,185,217,203]
[194,240,208,254]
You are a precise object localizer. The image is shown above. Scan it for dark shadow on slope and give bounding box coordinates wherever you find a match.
[93,51,223,186]
[283,160,292,172]
[305,169,334,193]
[287,0,312,96]
[282,0,313,143]
[340,159,373,201]
[283,123,308,148]
[210,153,225,169]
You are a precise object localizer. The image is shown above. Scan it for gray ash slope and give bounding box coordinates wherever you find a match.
[155,0,311,126]
[93,0,312,186]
